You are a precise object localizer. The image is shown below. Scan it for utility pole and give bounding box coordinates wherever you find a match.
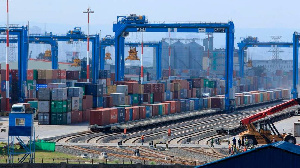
[6,0,10,111]
[83,7,94,82]
[141,32,144,84]
[168,31,171,79]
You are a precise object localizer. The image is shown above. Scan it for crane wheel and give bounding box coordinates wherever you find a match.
[284,135,296,144]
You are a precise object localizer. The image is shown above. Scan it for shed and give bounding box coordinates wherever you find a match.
[196,141,300,168]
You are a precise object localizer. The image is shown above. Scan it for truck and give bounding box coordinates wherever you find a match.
[239,99,300,145]
[11,103,36,114]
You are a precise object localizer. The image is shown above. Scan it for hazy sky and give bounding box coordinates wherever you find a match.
[0,0,299,60]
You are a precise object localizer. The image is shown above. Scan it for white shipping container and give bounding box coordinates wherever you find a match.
[72,97,80,110]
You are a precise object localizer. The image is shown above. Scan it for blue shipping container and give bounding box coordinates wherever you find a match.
[93,97,103,108]
[180,100,186,112]
[117,107,125,123]
[190,98,200,110]
[129,108,133,121]
[145,106,152,118]
[199,98,203,110]
[203,98,208,109]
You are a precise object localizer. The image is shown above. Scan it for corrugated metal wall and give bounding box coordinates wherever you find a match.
[198,147,300,168]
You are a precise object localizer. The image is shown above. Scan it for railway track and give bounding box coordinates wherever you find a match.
[55,131,93,143]
[52,101,284,145]
[64,145,197,166]
[182,147,227,159]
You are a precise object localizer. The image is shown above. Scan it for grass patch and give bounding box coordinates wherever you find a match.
[0,150,106,164]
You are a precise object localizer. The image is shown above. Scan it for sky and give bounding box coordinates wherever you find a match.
[0,0,300,61]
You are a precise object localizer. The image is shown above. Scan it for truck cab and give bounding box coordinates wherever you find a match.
[11,103,35,114]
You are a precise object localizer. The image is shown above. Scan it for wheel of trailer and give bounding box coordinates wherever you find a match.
[284,135,296,144]
[246,136,257,146]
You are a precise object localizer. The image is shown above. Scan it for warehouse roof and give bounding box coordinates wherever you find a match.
[196,141,300,168]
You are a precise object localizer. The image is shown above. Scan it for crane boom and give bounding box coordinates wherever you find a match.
[241,99,300,125]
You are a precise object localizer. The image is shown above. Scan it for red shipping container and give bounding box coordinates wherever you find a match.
[11,69,18,80]
[161,103,169,114]
[110,108,118,124]
[1,70,6,80]
[173,91,180,99]
[192,88,197,98]
[71,110,83,124]
[132,106,140,120]
[165,101,176,114]
[144,84,154,93]
[106,78,111,86]
[52,69,59,79]
[151,104,159,116]
[59,70,67,79]
[83,108,91,122]
[107,96,113,107]
[89,108,110,126]
[175,101,181,113]
[153,92,164,102]
[187,90,192,98]
[27,70,34,80]
[138,106,146,119]
[110,73,115,82]
[126,82,139,94]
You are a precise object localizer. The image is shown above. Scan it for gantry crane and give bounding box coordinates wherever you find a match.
[100,34,163,80]
[238,35,300,99]
[237,36,292,78]
[51,27,100,82]
[113,14,235,111]
[0,26,29,103]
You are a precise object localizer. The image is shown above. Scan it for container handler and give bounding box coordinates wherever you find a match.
[239,99,300,145]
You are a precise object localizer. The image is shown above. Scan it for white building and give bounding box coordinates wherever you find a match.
[252,59,292,73]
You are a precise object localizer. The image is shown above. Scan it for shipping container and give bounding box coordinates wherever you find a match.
[138,106,146,119]
[116,107,126,123]
[38,101,50,112]
[110,108,118,124]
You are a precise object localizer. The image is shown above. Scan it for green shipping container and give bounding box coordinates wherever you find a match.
[27,80,35,90]
[63,101,67,112]
[203,79,209,87]
[33,69,38,80]
[208,81,215,88]
[161,104,166,115]
[57,112,67,125]
[51,101,57,113]
[131,94,139,104]
[158,104,163,115]
[150,94,154,104]
[244,96,248,105]
[51,113,57,125]
[28,101,38,109]
[51,101,67,113]
[35,140,55,151]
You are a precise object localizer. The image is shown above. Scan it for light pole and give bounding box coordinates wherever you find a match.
[6,0,10,111]
[83,7,94,82]
[141,32,144,84]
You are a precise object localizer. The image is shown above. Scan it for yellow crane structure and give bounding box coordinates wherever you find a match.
[44,50,51,57]
[71,58,81,67]
[105,52,112,60]
[125,47,140,61]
